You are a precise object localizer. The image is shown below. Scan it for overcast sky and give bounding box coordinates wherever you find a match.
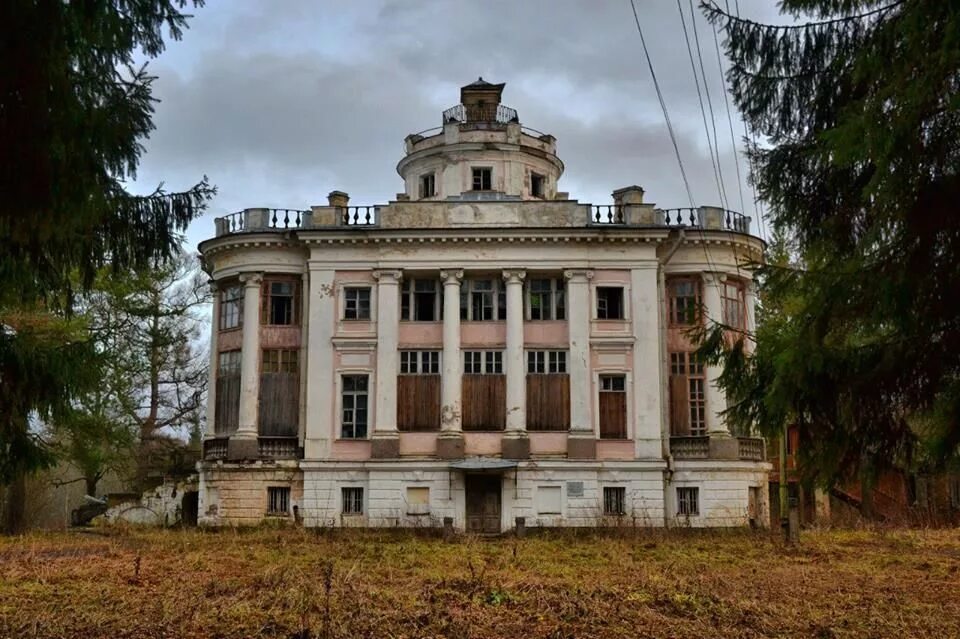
[131,0,788,250]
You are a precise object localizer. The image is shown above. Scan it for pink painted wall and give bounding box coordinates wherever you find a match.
[462,322,506,348]
[597,440,635,460]
[529,432,567,455]
[464,433,502,456]
[523,321,568,347]
[331,440,372,461]
[399,432,438,456]
[218,328,242,352]
[399,322,442,347]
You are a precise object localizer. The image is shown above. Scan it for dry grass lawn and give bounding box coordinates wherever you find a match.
[1,526,959,638]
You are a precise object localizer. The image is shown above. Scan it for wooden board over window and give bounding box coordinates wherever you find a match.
[462,375,506,431]
[526,374,570,431]
[397,374,441,431]
[599,375,627,439]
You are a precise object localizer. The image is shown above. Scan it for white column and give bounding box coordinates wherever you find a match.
[236,272,263,438]
[745,278,757,353]
[630,265,662,458]
[205,281,220,438]
[702,272,729,435]
[564,270,595,457]
[440,270,464,432]
[372,270,402,457]
[304,267,335,459]
[503,270,526,432]
[298,271,310,442]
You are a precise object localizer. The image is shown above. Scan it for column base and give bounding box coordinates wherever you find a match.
[708,432,739,460]
[436,432,465,459]
[567,434,596,459]
[501,432,530,460]
[370,433,400,459]
[227,435,259,461]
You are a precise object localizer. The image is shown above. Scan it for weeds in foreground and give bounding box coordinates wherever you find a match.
[0,527,958,638]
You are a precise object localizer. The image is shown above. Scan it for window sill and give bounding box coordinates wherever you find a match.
[341,318,373,322]
[265,512,290,518]
[336,438,370,442]
[218,326,242,334]
[262,323,301,328]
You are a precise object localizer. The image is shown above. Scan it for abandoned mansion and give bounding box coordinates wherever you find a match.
[197,80,769,531]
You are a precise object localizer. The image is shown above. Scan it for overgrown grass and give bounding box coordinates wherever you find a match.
[1,526,958,638]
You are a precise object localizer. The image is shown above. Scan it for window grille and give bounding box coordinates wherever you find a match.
[677,487,700,516]
[342,487,364,514]
[603,487,626,516]
[267,487,290,515]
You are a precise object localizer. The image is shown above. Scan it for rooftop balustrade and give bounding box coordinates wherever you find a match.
[212,202,754,237]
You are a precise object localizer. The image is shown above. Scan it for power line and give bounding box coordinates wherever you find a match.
[687,0,729,211]
[628,0,696,208]
[711,10,746,217]
[677,0,726,209]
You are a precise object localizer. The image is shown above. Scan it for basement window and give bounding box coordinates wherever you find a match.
[603,487,626,516]
[267,487,290,516]
[677,487,700,516]
[342,487,364,515]
[472,167,492,191]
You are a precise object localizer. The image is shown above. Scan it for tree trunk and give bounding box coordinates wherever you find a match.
[3,473,27,535]
[85,475,99,498]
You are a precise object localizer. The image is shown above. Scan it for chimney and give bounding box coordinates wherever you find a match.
[327,190,349,207]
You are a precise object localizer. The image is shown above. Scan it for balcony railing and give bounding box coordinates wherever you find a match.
[258,436,301,460]
[670,436,710,459]
[737,437,766,461]
[203,437,228,461]
[442,103,519,125]
[670,435,767,461]
[340,206,380,226]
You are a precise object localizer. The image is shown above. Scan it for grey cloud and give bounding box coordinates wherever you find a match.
[132,0,786,247]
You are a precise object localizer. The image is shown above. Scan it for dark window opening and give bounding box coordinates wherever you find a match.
[401,278,441,321]
[603,487,626,516]
[341,375,369,439]
[264,280,296,325]
[267,487,290,515]
[531,173,545,198]
[419,173,436,199]
[342,487,364,514]
[596,287,624,320]
[344,287,371,320]
[677,487,700,516]
[669,278,701,326]
[472,167,492,191]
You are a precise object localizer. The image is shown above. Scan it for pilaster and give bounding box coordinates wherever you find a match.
[502,269,529,460]
[438,269,464,459]
[304,267,336,459]
[564,269,596,459]
[206,281,220,438]
[371,269,402,459]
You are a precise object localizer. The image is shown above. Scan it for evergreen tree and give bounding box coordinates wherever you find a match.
[0,1,211,533]
[700,1,960,485]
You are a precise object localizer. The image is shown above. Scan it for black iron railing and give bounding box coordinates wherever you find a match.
[660,207,751,232]
[442,103,519,125]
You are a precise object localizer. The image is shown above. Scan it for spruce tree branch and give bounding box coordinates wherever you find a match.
[701,0,905,30]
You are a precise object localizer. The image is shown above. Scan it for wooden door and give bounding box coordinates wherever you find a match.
[465,475,501,534]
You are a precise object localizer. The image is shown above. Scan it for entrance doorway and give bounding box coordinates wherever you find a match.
[465,475,502,534]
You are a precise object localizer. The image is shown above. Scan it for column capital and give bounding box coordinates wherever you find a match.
[440,269,464,285]
[239,272,263,288]
[372,269,403,283]
[702,271,728,285]
[564,269,594,283]
[208,279,220,295]
[502,269,526,285]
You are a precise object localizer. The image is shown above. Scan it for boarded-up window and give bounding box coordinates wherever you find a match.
[598,375,627,439]
[526,374,570,431]
[259,349,299,437]
[397,375,441,431]
[536,486,562,514]
[406,486,430,514]
[215,350,241,434]
[669,352,705,436]
[462,374,506,431]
